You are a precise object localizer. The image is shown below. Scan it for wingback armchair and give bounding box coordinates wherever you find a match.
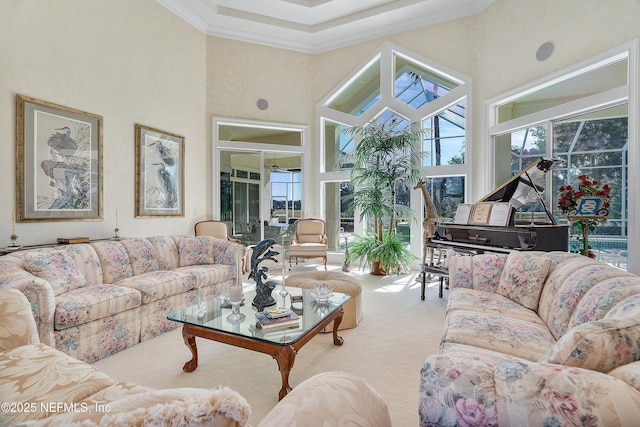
[289,218,328,270]
[194,220,241,244]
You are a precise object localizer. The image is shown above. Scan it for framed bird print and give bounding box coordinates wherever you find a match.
[135,124,185,217]
[16,95,103,221]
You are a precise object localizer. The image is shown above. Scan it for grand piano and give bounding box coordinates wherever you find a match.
[429,157,569,255]
[421,158,569,299]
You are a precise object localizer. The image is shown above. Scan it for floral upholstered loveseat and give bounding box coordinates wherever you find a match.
[0,288,392,427]
[0,235,244,363]
[420,250,640,426]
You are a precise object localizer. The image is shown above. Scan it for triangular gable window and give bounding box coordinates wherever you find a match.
[394,53,459,110]
[326,55,381,117]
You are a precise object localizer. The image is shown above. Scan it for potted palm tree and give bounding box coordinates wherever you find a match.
[342,117,428,275]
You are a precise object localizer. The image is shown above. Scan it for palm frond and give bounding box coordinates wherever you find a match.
[348,231,417,273]
[340,117,430,274]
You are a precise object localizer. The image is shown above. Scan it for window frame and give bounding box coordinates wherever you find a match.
[213,117,308,240]
[486,40,639,273]
[318,42,472,267]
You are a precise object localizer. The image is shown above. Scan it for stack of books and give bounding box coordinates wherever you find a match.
[57,236,90,244]
[255,308,300,330]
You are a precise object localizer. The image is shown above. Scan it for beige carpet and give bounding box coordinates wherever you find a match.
[92,263,448,426]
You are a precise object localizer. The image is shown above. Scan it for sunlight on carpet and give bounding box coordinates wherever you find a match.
[92,263,448,426]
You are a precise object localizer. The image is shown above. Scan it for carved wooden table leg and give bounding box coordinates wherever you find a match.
[182,327,198,372]
[332,307,345,346]
[273,345,297,400]
[172,295,349,400]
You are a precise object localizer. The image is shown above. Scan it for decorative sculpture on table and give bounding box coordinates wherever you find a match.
[248,238,280,310]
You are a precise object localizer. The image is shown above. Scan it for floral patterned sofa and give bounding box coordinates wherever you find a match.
[0,236,244,363]
[420,250,640,426]
[0,288,392,427]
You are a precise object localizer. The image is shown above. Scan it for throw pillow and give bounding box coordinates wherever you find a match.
[22,250,87,295]
[608,361,640,392]
[178,236,215,266]
[540,317,640,373]
[24,386,251,427]
[497,252,550,310]
[121,238,159,275]
[471,253,507,292]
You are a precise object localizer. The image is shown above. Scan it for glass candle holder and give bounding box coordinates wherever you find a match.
[277,285,289,309]
[311,283,333,303]
[227,300,245,322]
[195,288,206,318]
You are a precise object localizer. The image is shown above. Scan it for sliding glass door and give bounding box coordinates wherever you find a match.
[219,150,262,244]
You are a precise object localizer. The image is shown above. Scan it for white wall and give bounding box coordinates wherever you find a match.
[1,0,207,245]
[2,0,639,246]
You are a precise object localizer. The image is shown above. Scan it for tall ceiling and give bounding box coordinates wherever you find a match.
[158,0,495,53]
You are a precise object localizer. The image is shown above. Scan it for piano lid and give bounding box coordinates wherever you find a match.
[479,157,560,224]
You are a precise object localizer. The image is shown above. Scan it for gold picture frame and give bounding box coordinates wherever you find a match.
[135,124,185,217]
[16,95,103,222]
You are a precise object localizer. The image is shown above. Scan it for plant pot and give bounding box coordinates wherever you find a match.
[370,260,386,276]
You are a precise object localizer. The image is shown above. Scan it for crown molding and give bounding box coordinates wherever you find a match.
[158,0,495,54]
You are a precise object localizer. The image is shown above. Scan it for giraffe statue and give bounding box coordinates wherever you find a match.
[414,180,440,267]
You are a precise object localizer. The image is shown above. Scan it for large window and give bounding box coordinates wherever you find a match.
[421,176,466,222]
[504,112,628,242]
[319,42,470,263]
[422,101,466,167]
[488,44,637,272]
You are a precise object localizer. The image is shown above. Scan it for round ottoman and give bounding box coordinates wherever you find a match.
[285,271,362,331]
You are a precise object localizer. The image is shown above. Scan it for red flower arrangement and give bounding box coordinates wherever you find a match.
[558,174,611,214]
[557,174,611,258]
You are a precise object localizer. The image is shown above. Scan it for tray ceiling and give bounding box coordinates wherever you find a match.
[158,0,495,53]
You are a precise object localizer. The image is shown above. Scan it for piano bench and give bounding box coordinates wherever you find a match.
[420,265,448,300]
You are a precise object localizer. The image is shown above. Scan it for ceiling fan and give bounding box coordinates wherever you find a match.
[269,154,288,173]
[268,153,301,173]
[270,154,281,171]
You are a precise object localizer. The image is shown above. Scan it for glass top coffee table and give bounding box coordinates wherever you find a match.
[167,287,350,400]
